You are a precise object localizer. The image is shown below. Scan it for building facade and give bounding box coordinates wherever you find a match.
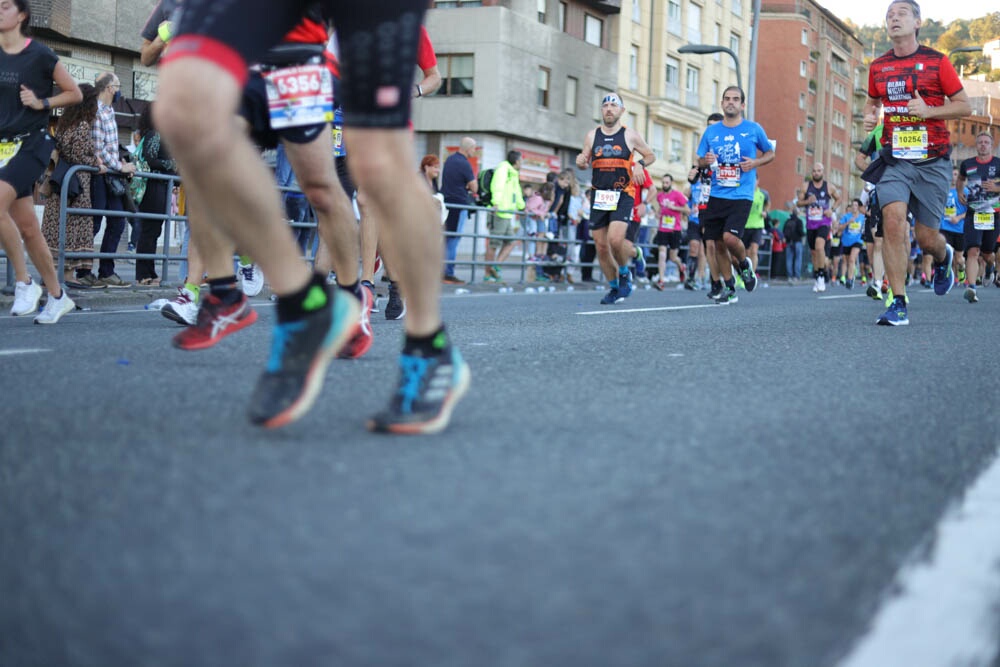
[610,0,753,181]
[417,0,621,183]
[756,0,864,208]
[948,80,1000,164]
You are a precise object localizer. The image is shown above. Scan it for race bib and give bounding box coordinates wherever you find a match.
[660,214,676,230]
[716,165,740,188]
[892,126,928,160]
[973,211,995,231]
[944,206,956,216]
[831,236,841,247]
[848,219,862,234]
[807,205,823,222]
[593,189,621,211]
[0,139,22,168]
[264,64,334,130]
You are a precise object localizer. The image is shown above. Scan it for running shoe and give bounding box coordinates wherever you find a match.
[815,275,826,292]
[600,286,620,305]
[338,286,373,359]
[964,286,978,303]
[361,280,379,314]
[654,280,666,291]
[161,287,199,326]
[442,274,465,285]
[876,299,908,326]
[367,344,471,435]
[238,261,264,297]
[958,269,966,283]
[845,278,854,290]
[33,291,75,324]
[932,244,954,296]
[616,275,633,301]
[11,279,42,316]
[740,258,757,292]
[248,288,359,429]
[172,293,258,350]
[683,278,695,291]
[633,248,647,277]
[707,283,723,301]
[994,274,1000,289]
[385,281,406,320]
[715,287,738,305]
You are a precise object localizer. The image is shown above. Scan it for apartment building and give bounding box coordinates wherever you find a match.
[417,0,620,182]
[756,0,864,207]
[948,80,1000,164]
[610,0,753,180]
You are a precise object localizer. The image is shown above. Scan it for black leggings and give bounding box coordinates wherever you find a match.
[170,0,426,128]
[135,181,171,281]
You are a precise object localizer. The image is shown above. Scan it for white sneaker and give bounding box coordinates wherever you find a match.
[161,287,198,326]
[812,278,820,293]
[11,279,43,316]
[238,262,264,297]
[33,290,75,324]
[817,275,826,292]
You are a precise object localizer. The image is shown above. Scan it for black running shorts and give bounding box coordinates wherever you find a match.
[701,197,751,242]
[0,130,54,199]
[168,0,425,128]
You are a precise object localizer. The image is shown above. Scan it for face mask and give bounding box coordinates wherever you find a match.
[113,90,122,103]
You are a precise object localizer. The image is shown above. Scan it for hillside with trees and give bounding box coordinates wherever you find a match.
[843,11,1000,80]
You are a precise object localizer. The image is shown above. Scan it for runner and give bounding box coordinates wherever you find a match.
[575,92,656,305]
[956,132,1000,304]
[695,86,775,305]
[856,125,887,299]
[653,173,687,291]
[836,199,865,289]
[154,1,469,433]
[628,165,655,282]
[795,162,839,293]
[687,112,722,293]
[940,166,966,292]
[741,185,767,283]
[0,0,81,323]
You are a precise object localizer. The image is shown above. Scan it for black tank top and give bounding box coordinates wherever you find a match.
[0,40,57,137]
[805,180,832,225]
[591,126,635,197]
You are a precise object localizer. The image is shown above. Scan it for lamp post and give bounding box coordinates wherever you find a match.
[678,43,743,101]
[949,45,984,76]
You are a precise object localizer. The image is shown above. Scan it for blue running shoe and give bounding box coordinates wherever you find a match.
[368,344,471,435]
[876,299,909,326]
[633,248,647,277]
[932,244,955,296]
[616,275,633,302]
[600,286,619,304]
[247,287,360,428]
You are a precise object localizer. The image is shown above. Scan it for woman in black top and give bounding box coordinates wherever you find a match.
[134,104,177,285]
[0,0,81,322]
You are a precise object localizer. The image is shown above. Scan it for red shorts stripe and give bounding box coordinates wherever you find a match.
[161,35,249,88]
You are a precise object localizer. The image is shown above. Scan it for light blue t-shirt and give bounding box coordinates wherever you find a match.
[697,119,773,201]
[839,212,864,247]
[940,187,967,234]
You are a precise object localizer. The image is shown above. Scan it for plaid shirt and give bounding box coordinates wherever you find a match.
[93,101,122,171]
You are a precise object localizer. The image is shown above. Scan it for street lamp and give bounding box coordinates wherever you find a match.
[678,44,743,97]
[949,45,984,58]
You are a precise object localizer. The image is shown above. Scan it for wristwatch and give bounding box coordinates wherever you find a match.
[41,98,50,111]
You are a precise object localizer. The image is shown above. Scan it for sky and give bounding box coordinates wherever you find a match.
[827,0,996,28]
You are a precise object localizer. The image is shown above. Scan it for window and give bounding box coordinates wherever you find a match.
[712,80,719,104]
[629,45,640,90]
[832,110,845,128]
[668,0,682,36]
[729,34,740,69]
[831,170,843,187]
[796,157,803,174]
[565,76,578,115]
[731,0,742,16]
[433,0,484,6]
[584,14,603,46]
[714,24,722,62]
[833,81,847,100]
[800,60,807,77]
[665,56,680,101]
[438,54,474,96]
[801,28,808,45]
[537,67,550,108]
[559,2,566,30]
[628,112,639,129]
[806,116,815,129]
[632,0,642,22]
[832,140,845,157]
[799,92,806,109]
[831,54,848,77]
[650,123,665,161]
[685,66,700,108]
[537,0,546,22]
[797,126,804,142]
[670,128,684,163]
[687,3,702,43]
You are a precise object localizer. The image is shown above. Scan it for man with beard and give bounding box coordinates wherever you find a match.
[696,86,775,305]
[575,93,656,305]
[795,162,839,293]
[956,132,1000,303]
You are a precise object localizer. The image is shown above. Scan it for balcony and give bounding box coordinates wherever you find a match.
[579,0,621,13]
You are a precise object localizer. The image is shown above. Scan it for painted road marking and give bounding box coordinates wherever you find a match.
[577,304,719,316]
[838,452,1000,667]
[0,349,51,356]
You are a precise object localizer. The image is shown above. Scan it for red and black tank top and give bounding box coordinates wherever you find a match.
[591,126,635,197]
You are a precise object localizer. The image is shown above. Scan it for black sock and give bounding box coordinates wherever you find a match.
[403,325,448,358]
[711,279,722,291]
[208,275,241,305]
[724,278,735,290]
[338,281,360,299]
[276,273,328,323]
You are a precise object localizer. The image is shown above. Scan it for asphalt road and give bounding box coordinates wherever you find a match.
[1,282,998,667]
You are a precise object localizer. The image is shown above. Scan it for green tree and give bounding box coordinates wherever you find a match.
[969,12,1000,46]
[934,21,971,54]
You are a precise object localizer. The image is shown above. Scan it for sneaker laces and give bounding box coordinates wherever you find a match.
[397,355,430,413]
[240,265,255,280]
